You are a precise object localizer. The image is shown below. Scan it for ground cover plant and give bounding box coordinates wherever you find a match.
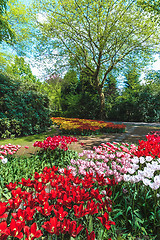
[51,117,126,135]
[0,132,159,239]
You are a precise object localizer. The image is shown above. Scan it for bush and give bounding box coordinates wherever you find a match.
[0,118,22,138]
[107,85,160,122]
[0,72,52,137]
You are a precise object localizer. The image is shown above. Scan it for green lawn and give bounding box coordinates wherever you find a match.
[0,126,57,155]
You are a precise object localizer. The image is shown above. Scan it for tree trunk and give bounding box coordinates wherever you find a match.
[97,86,107,120]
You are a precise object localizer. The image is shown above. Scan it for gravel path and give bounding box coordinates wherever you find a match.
[17,122,160,155]
[70,122,160,151]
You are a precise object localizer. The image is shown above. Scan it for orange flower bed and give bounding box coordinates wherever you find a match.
[51,117,126,135]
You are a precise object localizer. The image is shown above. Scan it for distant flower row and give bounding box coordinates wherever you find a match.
[51,117,126,135]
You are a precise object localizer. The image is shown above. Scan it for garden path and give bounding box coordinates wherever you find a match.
[18,122,160,155]
[69,122,160,152]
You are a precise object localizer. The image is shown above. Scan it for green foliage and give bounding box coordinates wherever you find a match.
[124,64,141,90]
[33,0,160,119]
[0,118,22,138]
[138,86,160,122]
[0,49,13,72]
[145,70,160,92]
[61,70,100,119]
[61,70,80,113]
[104,73,119,116]
[0,72,52,137]
[5,55,45,93]
[6,56,37,83]
[111,182,160,239]
[62,92,100,120]
[0,125,56,146]
[107,82,160,122]
[0,0,15,43]
[6,0,38,54]
[44,74,62,112]
[138,0,160,18]
[35,148,78,169]
[106,65,160,122]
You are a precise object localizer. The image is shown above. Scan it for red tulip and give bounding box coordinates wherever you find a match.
[86,228,95,240]
[12,207,35,221]
[53,206,68,221]
[0,202,8,219]
[42,217,60,235]
[36,201,53,216]
[97,212,115,230]
[6,182,17,191]
[24,222,42,240]
[68,221,84,238]
[5,219,25,239]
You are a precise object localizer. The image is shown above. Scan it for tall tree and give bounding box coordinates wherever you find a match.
[144,69,160,94]
[34,0,159,119]
[145,69,160,84]
[105,73,118,97]
[124,64,141,90]
[6,56,37,83]
[45,73,62,111]
[5,55,45,92]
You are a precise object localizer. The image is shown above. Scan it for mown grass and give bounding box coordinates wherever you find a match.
[0,126,57,145]
[0,126,57,156]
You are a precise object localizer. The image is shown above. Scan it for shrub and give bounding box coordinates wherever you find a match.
[0,72,52,137]
[0,118,22,138]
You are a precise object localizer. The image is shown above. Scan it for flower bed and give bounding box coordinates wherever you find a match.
[0,144,21,163]
[33,135,78,151]
[51,117,126,135]
[0,167,115,240]
[0,133,159,239]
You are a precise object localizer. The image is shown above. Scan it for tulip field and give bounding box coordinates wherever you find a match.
[0,126,160,239]
[51,117,126,135]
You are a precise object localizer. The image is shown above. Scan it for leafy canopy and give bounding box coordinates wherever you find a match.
[34,0,159,84]
[0,0,15,43]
